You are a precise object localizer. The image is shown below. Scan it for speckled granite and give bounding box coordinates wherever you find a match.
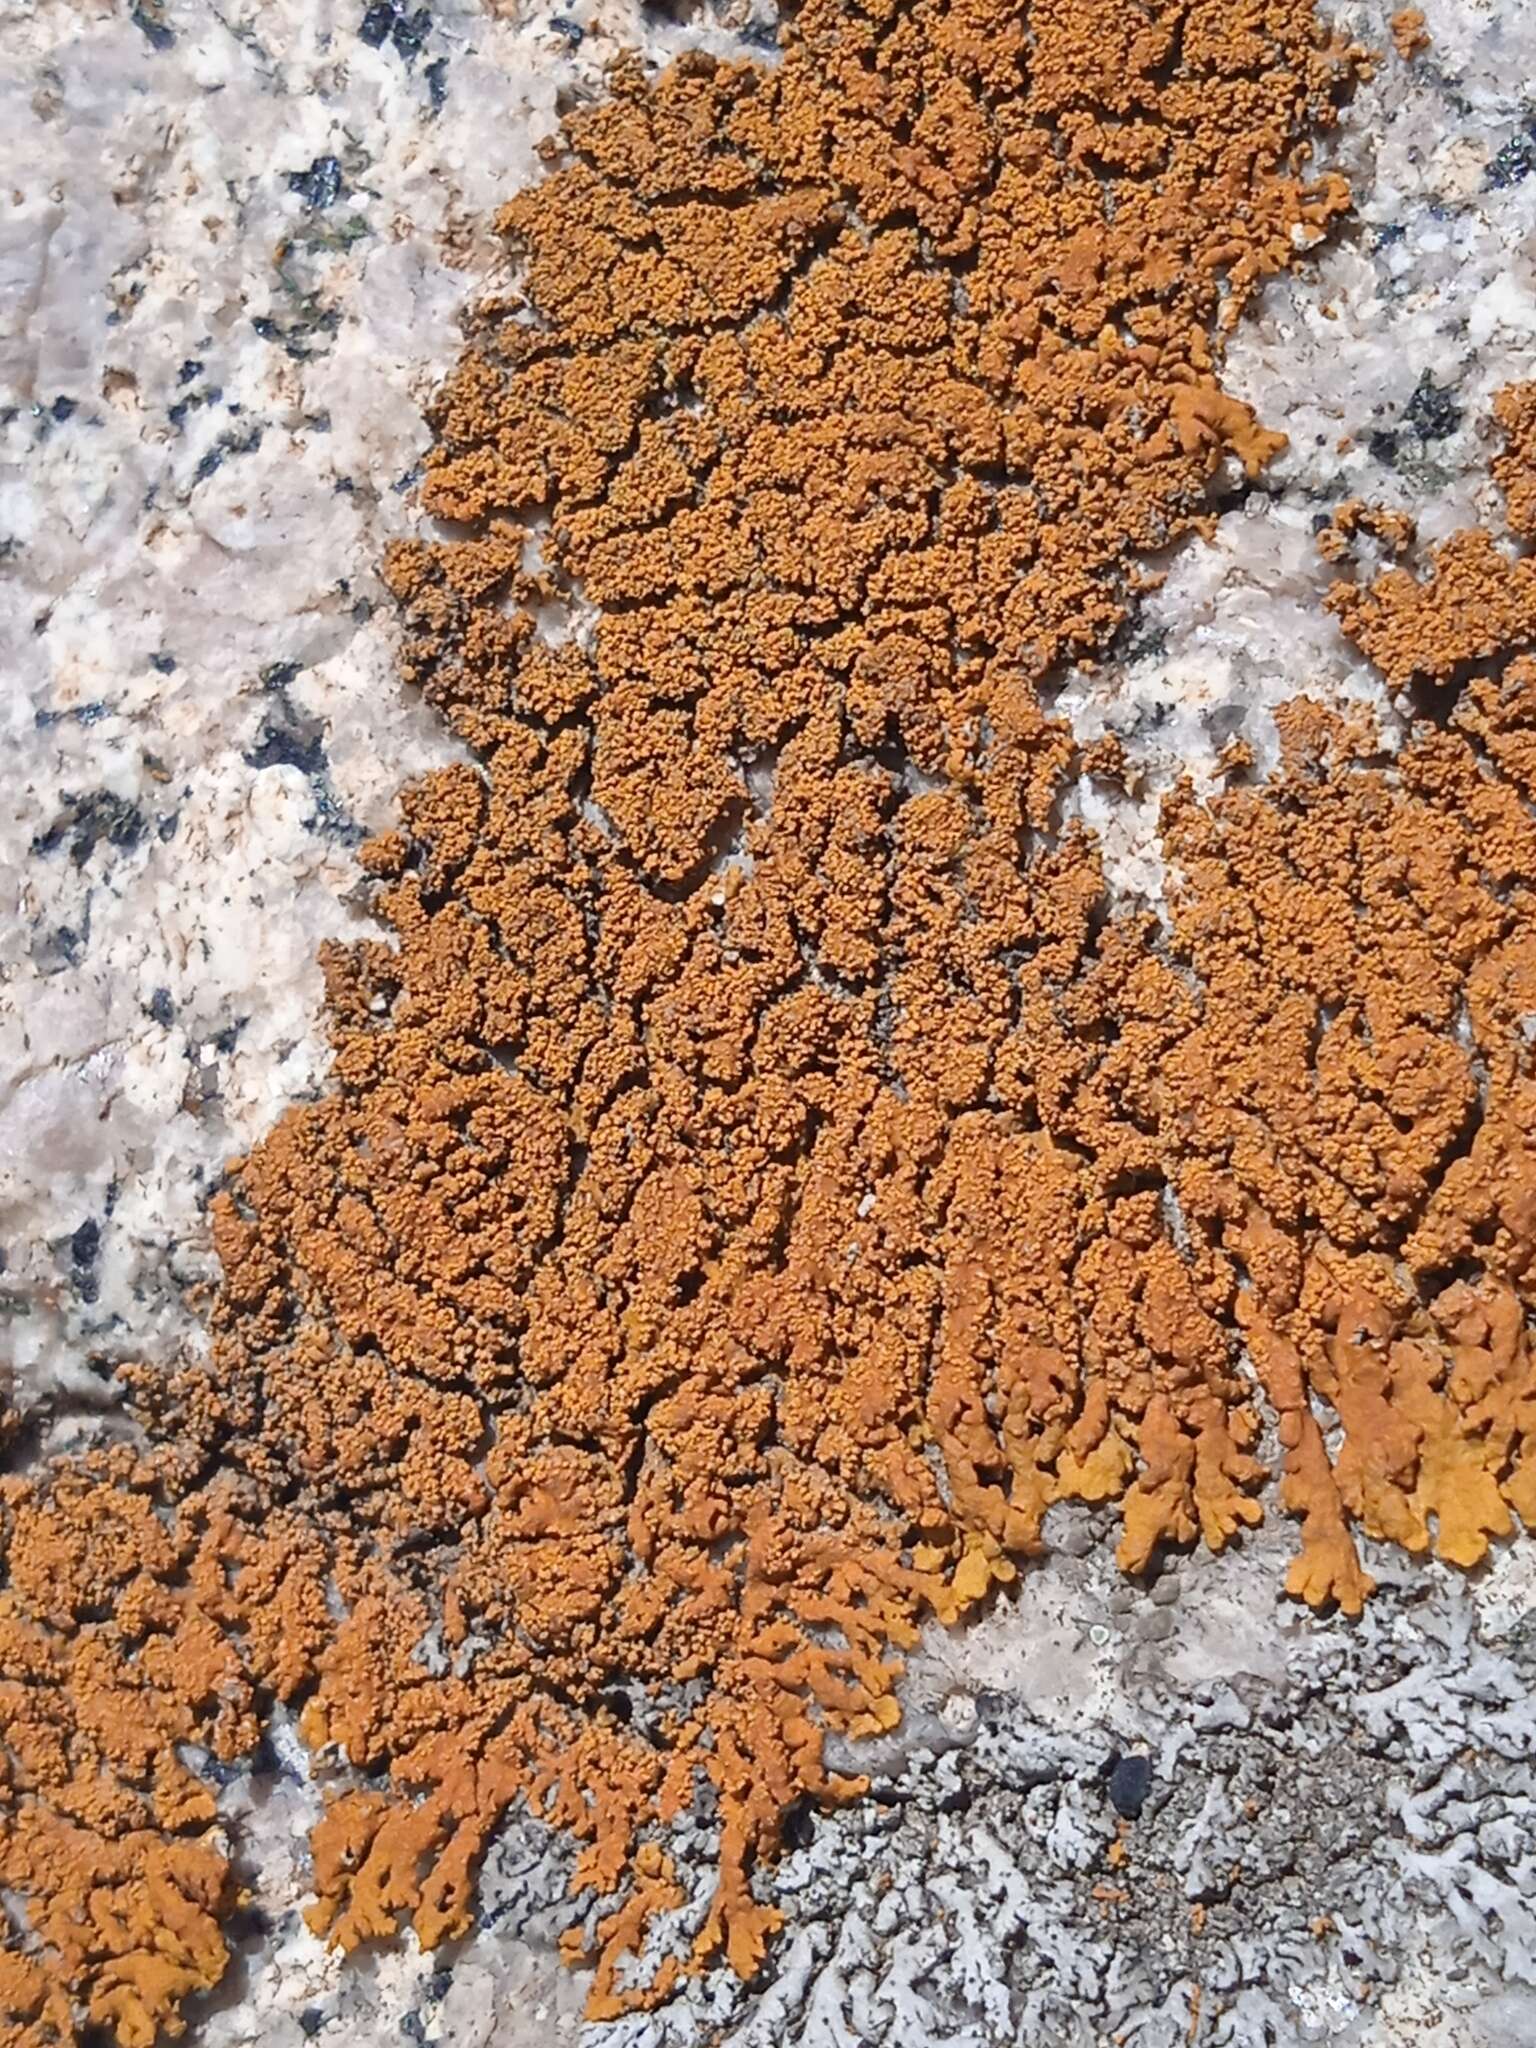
[4,0,1536,2043]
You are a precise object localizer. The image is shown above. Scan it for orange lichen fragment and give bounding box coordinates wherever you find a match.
[1493,382,1536,539]
[0,1452,329,2044]
[1316,497,1417,565]
[567,1844,687,2021]
[1157,553,1536,1597]
[1389,7,1430,59]
[15,2,1536,2037]
[1326,526,1536,683]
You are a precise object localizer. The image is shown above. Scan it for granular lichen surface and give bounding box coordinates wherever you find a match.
[5,1,1536,2043]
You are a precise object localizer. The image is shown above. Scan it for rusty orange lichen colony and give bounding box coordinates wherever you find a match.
[6,0,1536,2041]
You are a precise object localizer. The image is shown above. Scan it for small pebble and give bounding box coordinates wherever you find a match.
[939,1690,978,1735]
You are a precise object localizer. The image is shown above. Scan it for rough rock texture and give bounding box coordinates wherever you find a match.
[4,0,1536,2044]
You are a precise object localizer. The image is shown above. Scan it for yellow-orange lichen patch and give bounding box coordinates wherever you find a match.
[0,1451,330,2046]
[9,0,1536,2038]
[1159,669,1536,1604]
[1326,525,1536,683]
[1494,382,1536,540]
[1389,6,1430,60]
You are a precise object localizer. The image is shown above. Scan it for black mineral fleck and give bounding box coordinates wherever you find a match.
[288,155,345,211]
[130,2,175,51]
[359,2,431,61]
[1487,123,1536,191]
[1368,429,1401,467]
[1108,1753,1153,1820]
[1404,372,1461,442]
[32,791,147,867]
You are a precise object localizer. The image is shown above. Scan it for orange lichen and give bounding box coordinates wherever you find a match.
[0,1452,330,2046]
[1315,495,1417,564]
[1493,381,1536,540]
[1159,670,1536,1604]
[7,3,1536,2041]
[1326,525,1536,683]
[1389,6,1430,60]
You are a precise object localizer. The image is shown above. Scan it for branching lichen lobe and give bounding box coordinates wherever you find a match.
[5,2,1536,2038]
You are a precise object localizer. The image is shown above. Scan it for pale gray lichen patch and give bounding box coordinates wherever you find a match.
[601,1525,1536,2048]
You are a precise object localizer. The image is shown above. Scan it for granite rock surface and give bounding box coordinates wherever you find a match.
[4,0,1536,2042]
